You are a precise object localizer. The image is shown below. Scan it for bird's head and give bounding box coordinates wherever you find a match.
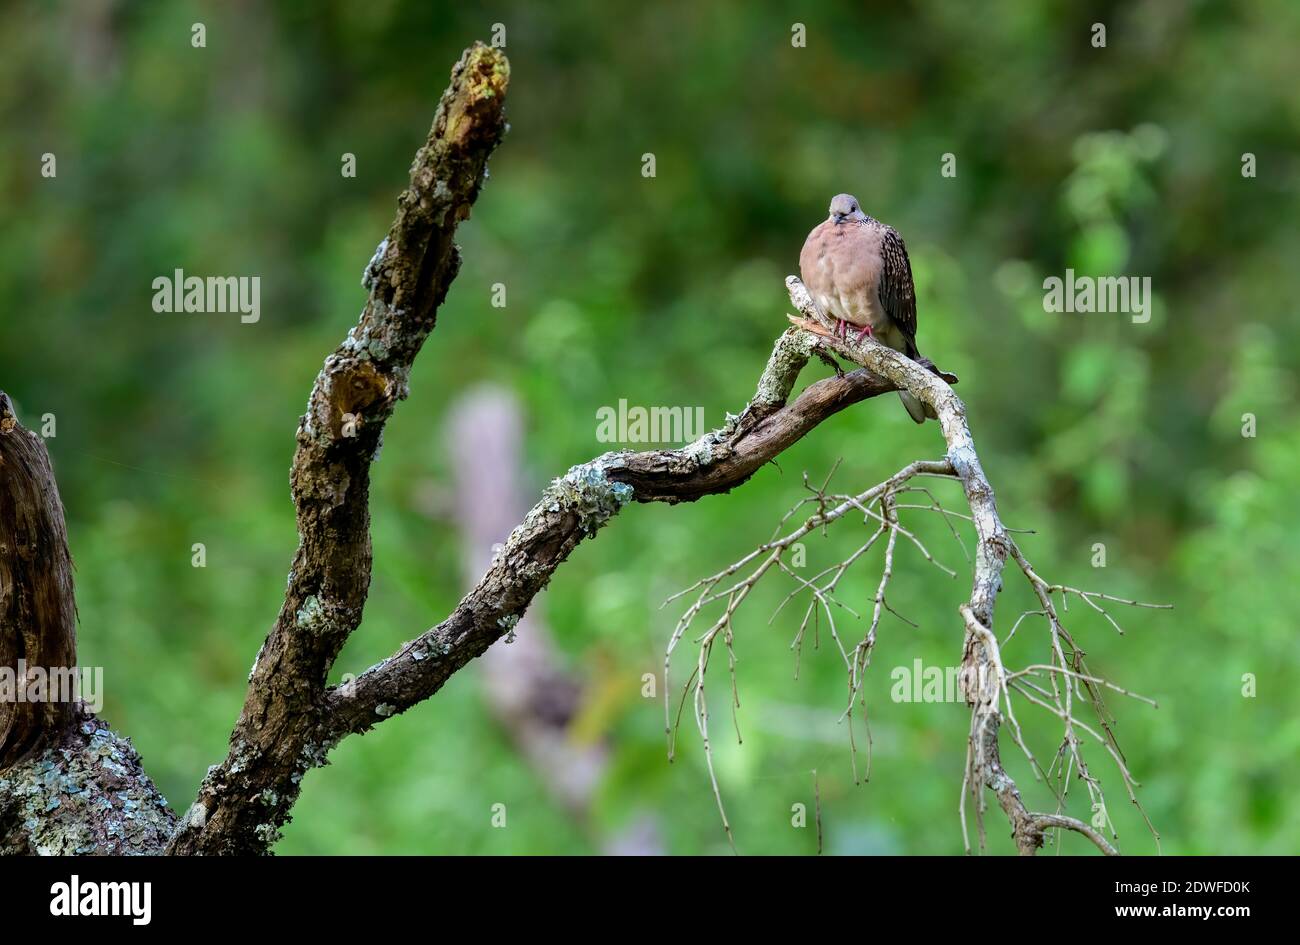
[828,193,866,224]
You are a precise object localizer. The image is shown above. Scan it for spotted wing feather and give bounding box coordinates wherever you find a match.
[877,225,918,358]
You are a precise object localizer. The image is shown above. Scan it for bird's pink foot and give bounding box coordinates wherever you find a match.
[854,324,873,343]
[835,318,847,340]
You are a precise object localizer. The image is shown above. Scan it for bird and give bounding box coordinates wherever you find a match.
[799,193,932,424]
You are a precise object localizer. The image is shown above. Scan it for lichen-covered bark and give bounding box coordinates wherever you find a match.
[317,331,931,739]
[320,462,630,737]
[0,709,174,855]
[165,43,511,856]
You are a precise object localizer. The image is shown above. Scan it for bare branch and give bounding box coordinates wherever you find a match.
[166,42,511,855]
[651,277,1168,855]
[2,39,1166,859]
[315,327,927,745]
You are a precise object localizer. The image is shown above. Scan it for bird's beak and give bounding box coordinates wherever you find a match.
[832,213,846,224]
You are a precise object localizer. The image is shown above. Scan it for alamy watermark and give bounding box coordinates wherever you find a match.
[50,875,150,925]
[891,658,992,703]
[1043,269,1151,324]
[0,660,103,712]
[152,269,260,323]
[596,399,706,444]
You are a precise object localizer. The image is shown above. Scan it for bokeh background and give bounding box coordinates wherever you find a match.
[2,0,1298,854]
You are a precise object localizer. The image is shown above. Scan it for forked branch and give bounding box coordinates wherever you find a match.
[659,278,1170,855]
[2,42,1167,857]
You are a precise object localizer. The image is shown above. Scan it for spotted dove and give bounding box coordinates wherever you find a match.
[799,193,933,424]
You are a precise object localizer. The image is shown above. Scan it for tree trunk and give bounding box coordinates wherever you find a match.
[0,394,174,855]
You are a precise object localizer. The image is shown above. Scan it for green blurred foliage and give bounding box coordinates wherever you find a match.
[1,0,1298,854]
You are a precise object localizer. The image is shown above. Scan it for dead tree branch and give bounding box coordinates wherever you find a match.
[2,42,1165,857]
[655,278,1167,855]
[445,386,664,854]
[165,42,512,855]
[164,43,923,856]
[315,328,937,743]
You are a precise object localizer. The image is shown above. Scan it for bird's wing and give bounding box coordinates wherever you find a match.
[877,225,918,349]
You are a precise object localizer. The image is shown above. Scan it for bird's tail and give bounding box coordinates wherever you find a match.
[899,340,938,423]
[898,390,927,424]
